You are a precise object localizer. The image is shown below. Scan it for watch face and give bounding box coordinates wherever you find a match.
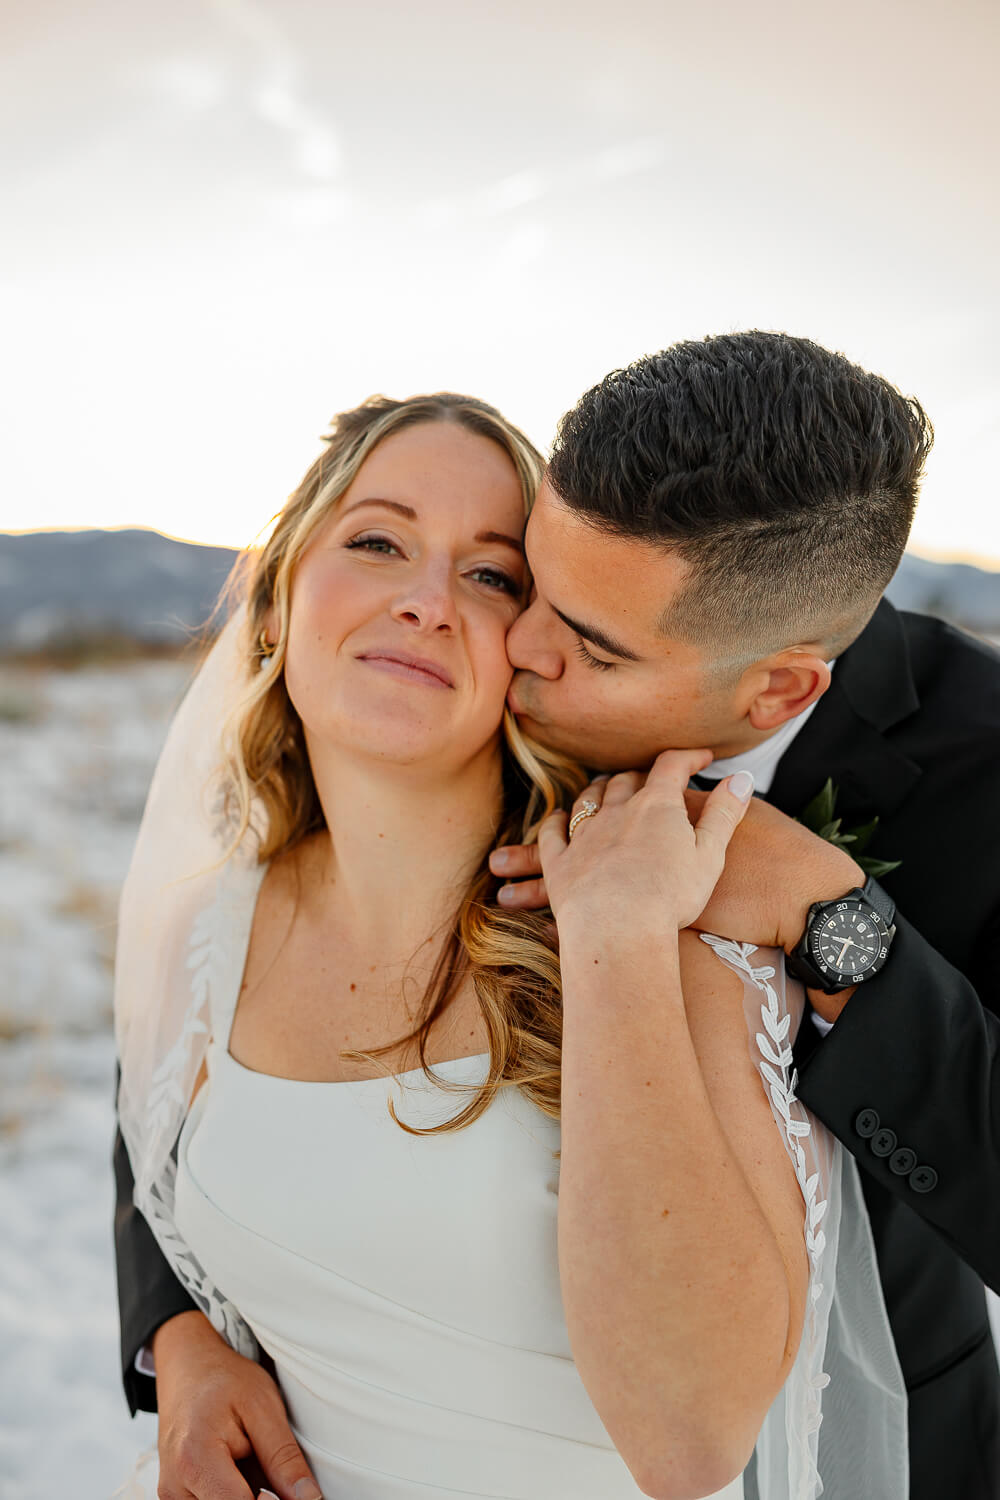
[809,901,890,983]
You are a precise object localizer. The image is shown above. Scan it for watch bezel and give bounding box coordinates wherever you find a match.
[804,895,893,987]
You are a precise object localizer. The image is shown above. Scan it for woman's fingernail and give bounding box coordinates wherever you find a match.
[497,884,516,905]
[729,770,755,802]
[490,849,510,871]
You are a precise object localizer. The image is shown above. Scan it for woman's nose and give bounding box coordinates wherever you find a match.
[389,563,459,633]
[506,599,564,680]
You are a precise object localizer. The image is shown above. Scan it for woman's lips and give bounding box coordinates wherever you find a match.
[358,651,453,688]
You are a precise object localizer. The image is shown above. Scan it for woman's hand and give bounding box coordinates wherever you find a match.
[533,749,755,934]
[153,1311,322,1500]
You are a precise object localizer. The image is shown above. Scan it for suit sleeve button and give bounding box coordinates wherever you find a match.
[909,1165,938,1193]
[855,1108,880,1138]
[889,1147,917,1175]
[871,1127,897,1157]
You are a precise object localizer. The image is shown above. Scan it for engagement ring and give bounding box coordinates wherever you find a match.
[568,799,601,840]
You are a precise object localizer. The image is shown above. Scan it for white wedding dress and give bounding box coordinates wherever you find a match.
[171,860,743,1499]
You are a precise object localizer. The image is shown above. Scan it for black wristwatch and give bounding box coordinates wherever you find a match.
[786,876,897,994]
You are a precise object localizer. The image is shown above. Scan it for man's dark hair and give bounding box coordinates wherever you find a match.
[547,331,934,669]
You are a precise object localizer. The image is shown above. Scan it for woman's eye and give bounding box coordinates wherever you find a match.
[345,539,519,596]
[468,566,519,594]
[573,636,616,673]
[345,534,400,556]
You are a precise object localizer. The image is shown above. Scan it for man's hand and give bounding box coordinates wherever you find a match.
[153,1311,322,1500]
[492,785,864,953]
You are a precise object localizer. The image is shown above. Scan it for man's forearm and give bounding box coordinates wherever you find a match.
[556,921,792,1494]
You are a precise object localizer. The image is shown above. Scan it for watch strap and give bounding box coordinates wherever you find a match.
[860,874,896,929]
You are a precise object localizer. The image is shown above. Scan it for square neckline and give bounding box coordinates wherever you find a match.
[219,1045,492,1088]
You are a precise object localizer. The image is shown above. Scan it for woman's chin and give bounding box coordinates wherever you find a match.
[300,689,510,775]
[316,723,505,775]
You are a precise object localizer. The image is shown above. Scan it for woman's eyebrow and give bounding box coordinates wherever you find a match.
[340,497,417,521]
[340,498,524,554]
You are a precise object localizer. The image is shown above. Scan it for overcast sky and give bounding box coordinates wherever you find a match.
[3,0,998,563]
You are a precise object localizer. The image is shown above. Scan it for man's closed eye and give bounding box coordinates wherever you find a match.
[574,637,617,673]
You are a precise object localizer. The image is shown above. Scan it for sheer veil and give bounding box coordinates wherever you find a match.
[700,937,908,1498]
[115,603,261,1359]
[114,605,908,1500]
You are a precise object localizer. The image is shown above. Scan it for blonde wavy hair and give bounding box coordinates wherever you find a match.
[209,392,589,1133]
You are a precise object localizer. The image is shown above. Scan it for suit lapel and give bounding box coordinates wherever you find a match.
[766,599,922,823]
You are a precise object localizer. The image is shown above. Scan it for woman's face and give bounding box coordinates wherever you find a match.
[278,421,528,775]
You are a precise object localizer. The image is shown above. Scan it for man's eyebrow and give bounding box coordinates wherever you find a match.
[339,499,523,554]
[552,605,641,661]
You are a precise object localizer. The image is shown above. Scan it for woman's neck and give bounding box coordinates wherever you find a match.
[297,737,506,957]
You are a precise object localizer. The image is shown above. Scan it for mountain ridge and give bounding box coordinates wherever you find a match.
[1,526,999,656]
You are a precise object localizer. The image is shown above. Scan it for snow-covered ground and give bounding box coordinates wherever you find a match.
[0,658,190,1498]
[0,655,997,1499]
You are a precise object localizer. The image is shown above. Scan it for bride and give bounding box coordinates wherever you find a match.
[114,392,900,1500]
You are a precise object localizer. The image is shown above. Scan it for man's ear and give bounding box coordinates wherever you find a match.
[746,650,831,733]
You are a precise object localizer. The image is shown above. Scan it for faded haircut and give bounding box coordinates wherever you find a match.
[547,331,934,673]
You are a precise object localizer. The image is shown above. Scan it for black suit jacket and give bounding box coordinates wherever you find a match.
[113,600,1000,1498]
[772,601,1000,1499]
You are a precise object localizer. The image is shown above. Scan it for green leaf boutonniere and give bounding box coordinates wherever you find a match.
[797,778,902,879]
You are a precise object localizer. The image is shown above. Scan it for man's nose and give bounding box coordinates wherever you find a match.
[506,598,564,680]
[390,563,459,633]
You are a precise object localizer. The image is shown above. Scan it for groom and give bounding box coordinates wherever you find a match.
[114,332,1000,1499]
[496,333,1000,1500]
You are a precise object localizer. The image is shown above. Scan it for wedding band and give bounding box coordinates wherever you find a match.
[568,799,601,840]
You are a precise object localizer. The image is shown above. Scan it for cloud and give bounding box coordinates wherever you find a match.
[490,222,550,276]
[207,0,342,184]
[140,56,230,116]
[474,169,549,218]
[414,137,668,231]
[588,136,669,181]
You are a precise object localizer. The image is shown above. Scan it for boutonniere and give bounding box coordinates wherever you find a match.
[797,778,901,879]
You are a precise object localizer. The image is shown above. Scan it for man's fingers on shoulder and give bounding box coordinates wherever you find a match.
[497,877,549,911]
[489,843,541,877]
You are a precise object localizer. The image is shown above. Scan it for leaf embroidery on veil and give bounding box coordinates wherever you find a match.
[133,856,260,1361]
[699,934,832,1492]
